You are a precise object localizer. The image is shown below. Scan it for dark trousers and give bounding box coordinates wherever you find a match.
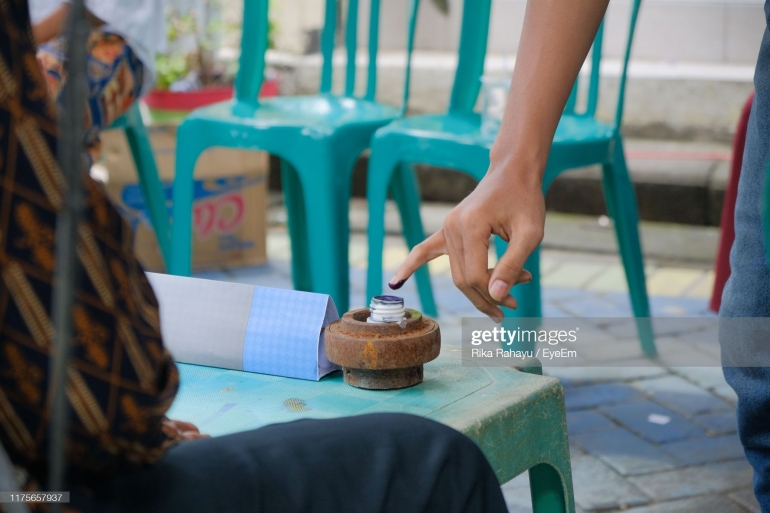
[93,414,508,513]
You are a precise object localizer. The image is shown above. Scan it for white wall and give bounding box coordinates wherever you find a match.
[270,0,766,65]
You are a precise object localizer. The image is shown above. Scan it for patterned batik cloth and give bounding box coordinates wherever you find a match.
[36,28,144,163]
[0,1,178,511]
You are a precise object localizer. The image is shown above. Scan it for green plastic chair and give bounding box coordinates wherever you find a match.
[366,0,656,356]
[111,103,171,267]
[168,350,575,513]
[167,0,435,315]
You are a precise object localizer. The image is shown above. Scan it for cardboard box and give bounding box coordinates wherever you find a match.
[99,125,269,272]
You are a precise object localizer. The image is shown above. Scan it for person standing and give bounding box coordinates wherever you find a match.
[391,0,770,509]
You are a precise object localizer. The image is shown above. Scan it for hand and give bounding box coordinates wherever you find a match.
[388,0,608,321]
[389,166,544,321]
[162,418,210,441]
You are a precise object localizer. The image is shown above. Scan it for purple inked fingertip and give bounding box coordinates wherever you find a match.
[388,279,406,290]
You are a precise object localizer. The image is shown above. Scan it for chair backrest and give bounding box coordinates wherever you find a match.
[235,0,420,112]
[563,0,642,131]
[441,0,643,130]
[448,0,493,114]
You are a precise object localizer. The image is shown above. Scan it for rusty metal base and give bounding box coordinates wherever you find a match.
[343,365,424,390]
[325,308,441,391]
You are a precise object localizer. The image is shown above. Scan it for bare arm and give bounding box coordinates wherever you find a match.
[32,3,105,45]
[390,0,609,319]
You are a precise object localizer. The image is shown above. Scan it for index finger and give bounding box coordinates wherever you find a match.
[388,229,447,290]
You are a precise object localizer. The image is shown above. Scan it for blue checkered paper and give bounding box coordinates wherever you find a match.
[146,274,339,382]
[243,287,340,380]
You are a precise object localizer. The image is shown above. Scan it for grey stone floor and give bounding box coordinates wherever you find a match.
[194,224,760,513]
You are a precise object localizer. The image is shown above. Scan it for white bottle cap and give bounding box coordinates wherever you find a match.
[368,295,406,324]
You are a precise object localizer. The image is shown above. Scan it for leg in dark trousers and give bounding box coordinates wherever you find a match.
[94,413,508,513]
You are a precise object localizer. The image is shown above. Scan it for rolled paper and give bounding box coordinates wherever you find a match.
[146,273,340,381]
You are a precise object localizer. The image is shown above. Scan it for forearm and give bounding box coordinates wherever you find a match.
[489,0,609,182]
[32,4,70,45]
[32,3,105,45]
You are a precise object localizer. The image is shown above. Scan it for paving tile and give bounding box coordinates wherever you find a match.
[661,434,745,466]
[541,262,606,289]
[502,472,530,492]
[649,295,712,318]
[713,383,739,405]
[502,472,531,513]
[565,383,642,411]
[729,488,762,513]
[570,442,587,457]
[622,494,749,513]
[566,410,615,435]
[541,303,573,318]
[670,367,729,392]
[558,296,633,318]
[628,459,753,501]
[604,319,713,342]
[382,246,409,270]
[584,265,629,293]
[541,286,587,303]
[578,337,658,364]
[600,400,704,444]
[653,341,721,369]
[538,255,563,277]
[631,375,733,416]
[544,366,668,387]
[571,455,650,511]
[346,235,368,263]
[646,268,705,298]
[684,271,716,299]
[428,254,450,274]
[692,411,738,435]
[572,427,678,476]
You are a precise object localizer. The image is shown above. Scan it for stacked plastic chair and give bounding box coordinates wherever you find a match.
[365,0,656,356]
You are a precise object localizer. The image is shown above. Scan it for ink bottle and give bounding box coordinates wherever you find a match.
[367,295,406,324]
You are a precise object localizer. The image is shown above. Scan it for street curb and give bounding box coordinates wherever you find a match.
[269,154,729,227]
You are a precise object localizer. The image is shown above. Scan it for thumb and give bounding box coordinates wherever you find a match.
[488,239,535,302]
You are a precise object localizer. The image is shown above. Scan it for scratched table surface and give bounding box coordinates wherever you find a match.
[167,347,566,482]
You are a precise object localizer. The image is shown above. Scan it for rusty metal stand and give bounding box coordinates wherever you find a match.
[325,308,441,390]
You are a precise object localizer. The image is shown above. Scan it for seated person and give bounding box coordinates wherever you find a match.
[29,0,166,162]
[0,2,508,512]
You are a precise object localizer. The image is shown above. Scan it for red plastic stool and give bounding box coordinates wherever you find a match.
[710,92,754,312]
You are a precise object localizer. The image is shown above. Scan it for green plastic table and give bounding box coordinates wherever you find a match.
[168,347,575,513]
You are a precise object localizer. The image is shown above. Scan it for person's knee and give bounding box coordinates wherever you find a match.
[358,413,469,443]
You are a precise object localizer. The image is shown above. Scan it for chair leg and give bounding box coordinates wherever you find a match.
[280,159,312,292]
[169,122,207,277]
[390,163,437,317]
[528,383,575,513]
[529,462,573,513]
[494,238,542,318]
[602,138,656,357]
[366,148,401,304]
[295,153,351,313]
[122,104,171,268]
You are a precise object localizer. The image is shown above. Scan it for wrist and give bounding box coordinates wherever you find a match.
[487,146,545,190]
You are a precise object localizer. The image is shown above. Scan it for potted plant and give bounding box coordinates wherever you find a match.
[145,0,278,112]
